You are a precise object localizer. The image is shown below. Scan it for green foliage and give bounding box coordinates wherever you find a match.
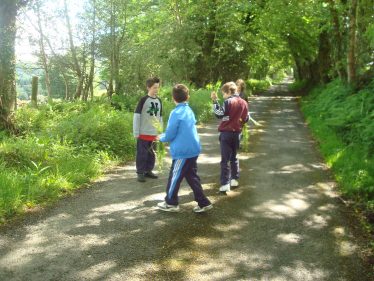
[0,166,23,219]
[158,85,212,124]
[247,79,272,94]
[0,83,215,221]
[241,124,249,153]
[288,80,308,92]
[188,88,213,123]
[301,79,374,210]
[365,23,374,48]
[54,103,135,158]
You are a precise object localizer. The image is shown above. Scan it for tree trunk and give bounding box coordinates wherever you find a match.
[0,1,17,130]
[88,0,96,101]
[63,0,83,99]
[327,0,347,80]
[314,30,332,84]
[347,0,358,85]
[107,0,115,98]
[61,72,69,100]
[36,1,52,99]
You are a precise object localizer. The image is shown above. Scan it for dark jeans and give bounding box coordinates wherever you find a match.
[219,131,240,185]
[136,138,156,174]
[165,156,211,207]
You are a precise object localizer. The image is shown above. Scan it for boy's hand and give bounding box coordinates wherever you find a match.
[210,91,218,101]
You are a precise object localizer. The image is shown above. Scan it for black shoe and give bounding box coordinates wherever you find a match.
[137,173,146,182]
[145,171,158,179]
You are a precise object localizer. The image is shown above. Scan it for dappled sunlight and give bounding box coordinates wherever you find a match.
[318,204,337,212]
[91,203,140,213]
[199,132,217,137]
[213,220,249,232]
[316,182,338,198]
[238,152,266,160]
[252,188,311,219]
[75,260,117,280]
[303,214,331,229]
[280,261,328,280]
[268,163,312,174]
[332,227,358,256]
[197,153,221,164]
[336,240,358,256]
[277,233,303,244]
[0,92,369,281]
[75,218,101,227]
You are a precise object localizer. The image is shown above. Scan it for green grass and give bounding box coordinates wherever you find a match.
[301,79,374,212]
[0,86,215,223]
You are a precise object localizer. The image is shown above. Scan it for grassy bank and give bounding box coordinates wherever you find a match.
[300,79,374,215]
[0,87,213,223]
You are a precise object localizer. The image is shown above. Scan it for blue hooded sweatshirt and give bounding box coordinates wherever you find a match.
[159,103,201,160]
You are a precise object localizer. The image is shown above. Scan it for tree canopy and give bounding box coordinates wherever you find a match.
[0,0,373,121]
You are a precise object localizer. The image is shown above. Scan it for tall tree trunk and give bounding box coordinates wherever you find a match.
[314,30,332,83]
[36,1,52,99]
[347,0,358,85]
[327,0,347,80]
[107,0,115,98]
[0,1,17,130]
[88,0,96,101]
[114,1,128,95]
[61,72,69,100]
[63,0,83,99]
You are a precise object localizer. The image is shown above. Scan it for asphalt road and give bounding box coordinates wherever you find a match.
[0,83,372,280]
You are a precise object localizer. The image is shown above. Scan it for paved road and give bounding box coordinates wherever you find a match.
[0,84,371,280]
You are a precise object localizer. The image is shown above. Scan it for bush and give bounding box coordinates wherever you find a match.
[301,79,374,209]
[247,78,272,94]
[288,80,308,92]
[0,85,216,222]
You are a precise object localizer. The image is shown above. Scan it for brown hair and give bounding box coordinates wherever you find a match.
[221,82,237,95]
[236,79,246,94]
[172,84,189,103]
[146,77,160,88]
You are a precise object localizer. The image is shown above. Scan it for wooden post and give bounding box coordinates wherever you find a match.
[31,76,38,107]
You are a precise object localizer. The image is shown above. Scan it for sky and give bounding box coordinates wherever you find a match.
[16,0,86,63]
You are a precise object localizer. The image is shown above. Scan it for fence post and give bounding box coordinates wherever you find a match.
[31,76,38,107]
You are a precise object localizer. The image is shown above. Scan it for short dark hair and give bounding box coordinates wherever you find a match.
[146,77,160,88]
[172,84,189,103]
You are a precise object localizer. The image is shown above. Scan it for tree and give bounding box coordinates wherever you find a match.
[35,0,52,99]
[347,0,359,85]
[63,0,84,99]
[0,0,28,130]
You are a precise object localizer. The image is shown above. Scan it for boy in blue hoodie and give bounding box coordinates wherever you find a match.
[157,84,212,213]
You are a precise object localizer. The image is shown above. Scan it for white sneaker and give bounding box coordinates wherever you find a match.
[157,201,180,212]
[219,184,230,192]
[193,204,213,213]
[230,179,239,187]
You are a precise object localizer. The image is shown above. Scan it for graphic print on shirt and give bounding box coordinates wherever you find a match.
[147,102,160,116]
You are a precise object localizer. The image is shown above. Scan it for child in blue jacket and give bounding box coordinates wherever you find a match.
[157,84,212,213]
